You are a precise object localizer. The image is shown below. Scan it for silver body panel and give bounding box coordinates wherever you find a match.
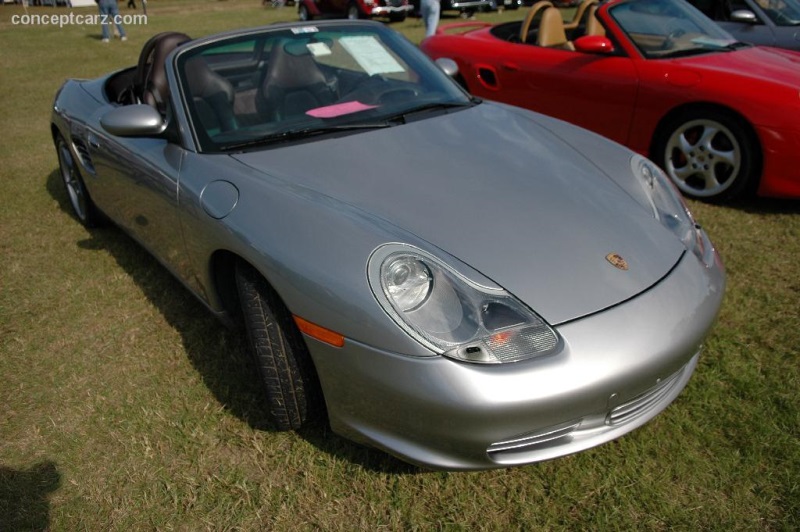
[51,21,725,469]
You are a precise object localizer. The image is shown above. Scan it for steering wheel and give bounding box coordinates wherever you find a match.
[661,26,686,50]
[344,75,420,105]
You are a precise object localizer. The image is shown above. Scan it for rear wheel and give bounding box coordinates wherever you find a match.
[389,12,407,22]
[55,134,101,227]
[653,108,759,202]
[298,4,310,20]
[235,261,320,431]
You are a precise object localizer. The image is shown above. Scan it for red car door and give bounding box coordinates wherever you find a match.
[480,46,640,148]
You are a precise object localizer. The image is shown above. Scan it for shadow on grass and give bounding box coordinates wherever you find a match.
[0,461,61,532]
[730,196,800,215]
[46,169,416,475]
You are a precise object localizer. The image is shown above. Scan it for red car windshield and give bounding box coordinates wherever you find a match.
[610,0,740,58]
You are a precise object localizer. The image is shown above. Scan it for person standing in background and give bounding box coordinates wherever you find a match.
[98,0,127,43]
[421,0,440,38]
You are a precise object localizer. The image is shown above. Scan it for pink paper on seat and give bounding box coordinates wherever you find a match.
[306,101,378,118]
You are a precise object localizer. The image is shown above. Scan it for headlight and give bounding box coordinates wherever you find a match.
[368,244,560,364]
[631,155,701,253]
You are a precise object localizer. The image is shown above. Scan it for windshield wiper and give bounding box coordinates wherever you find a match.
[223,122,392,151]
[661,41,751,58]
[382,100,475,124]
[723,41,752,50]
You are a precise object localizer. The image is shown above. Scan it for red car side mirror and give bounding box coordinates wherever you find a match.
[574,36,615,54]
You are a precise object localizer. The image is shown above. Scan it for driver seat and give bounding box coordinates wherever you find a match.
[184,56,237,134]
[585,6,606,37]
[564,0,598,32]
[258,41,337,122]
[133,32,192,115]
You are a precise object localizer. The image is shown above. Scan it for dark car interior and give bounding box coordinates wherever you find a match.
[103,27,466,152]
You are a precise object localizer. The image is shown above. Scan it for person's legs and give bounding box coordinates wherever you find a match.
[108,0,127,39]
[421,0,440,37]
[99,1,111,41]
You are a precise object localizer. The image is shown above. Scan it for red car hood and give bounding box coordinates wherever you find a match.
[674,46,800,87]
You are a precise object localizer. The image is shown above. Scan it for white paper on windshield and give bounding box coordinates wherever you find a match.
[339,36,405,76]
[291,26,319,34]
[307,42,332,56]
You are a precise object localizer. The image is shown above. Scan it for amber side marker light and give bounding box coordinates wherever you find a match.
[293,315,345,348]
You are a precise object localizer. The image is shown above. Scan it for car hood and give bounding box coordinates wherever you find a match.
[231,103,685,325]
[676,45,800,87]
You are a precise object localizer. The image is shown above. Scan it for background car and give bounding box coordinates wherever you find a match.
[409,0,497,17]
[298,0,413,22]
[421,0,800,202]
[687,0,800,51]
[52,20,724,470]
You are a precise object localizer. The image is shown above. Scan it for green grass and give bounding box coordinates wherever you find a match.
[1,1,799,529]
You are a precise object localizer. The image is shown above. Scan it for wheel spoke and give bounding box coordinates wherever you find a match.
[699,166,721,191]
[697,125,719,149]
[672,164,694,181]
[677,132,695,154]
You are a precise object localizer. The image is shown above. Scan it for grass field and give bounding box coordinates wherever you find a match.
[1,1,799,529]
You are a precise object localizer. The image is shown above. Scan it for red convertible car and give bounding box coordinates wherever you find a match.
[421,0,800,201]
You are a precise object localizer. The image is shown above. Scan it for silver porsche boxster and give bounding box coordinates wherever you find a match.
[51,20,725,470]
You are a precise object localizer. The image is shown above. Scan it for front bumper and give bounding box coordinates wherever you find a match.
[306,231,725,470]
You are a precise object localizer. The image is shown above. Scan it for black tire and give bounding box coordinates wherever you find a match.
[347,3,361,19]
[298,4,310,20]
[389,12,406,22]
[652,108,760,202]
[235,261,319,431]
[55,134,102,227]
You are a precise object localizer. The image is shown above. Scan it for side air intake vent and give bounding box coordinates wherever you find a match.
[72,138,96,174]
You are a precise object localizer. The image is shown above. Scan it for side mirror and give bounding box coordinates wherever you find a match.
[574,36,615,54]
[100,105,167,137]
[730,9,758,24]
[435,57,459,78]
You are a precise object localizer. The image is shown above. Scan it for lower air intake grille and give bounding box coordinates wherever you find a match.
[488,420,580,455]
[607,369,683,426]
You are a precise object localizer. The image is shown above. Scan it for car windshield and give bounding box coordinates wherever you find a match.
[750,0,800,25]
[610,0,741,59]
[176,23,472,152]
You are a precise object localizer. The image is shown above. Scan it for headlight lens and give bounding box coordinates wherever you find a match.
[383,256,432,312]
[369,245,560,364]
[631,155,699,251]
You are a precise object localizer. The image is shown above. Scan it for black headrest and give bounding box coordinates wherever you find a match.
[134,32,192,113]
[263,41,327,90]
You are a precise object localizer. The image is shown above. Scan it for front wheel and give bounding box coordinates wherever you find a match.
[298,4,310,20]
[653,109,760,202]
[55,134,101,227]
[388,12,407,22]
[235,261,321,431]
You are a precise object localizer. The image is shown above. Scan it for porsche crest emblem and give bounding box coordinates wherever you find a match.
[606,253,629,271]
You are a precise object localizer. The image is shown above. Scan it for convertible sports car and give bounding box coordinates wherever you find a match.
[688,0,800,51]
[52,21,724,470]
[421,0,800,201]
